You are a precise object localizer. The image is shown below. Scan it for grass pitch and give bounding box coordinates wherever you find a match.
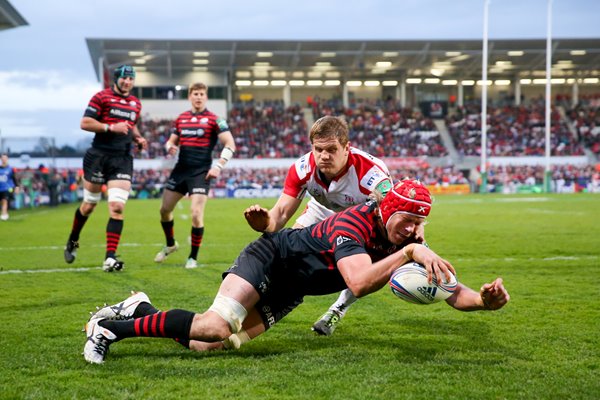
[0,194,599,399]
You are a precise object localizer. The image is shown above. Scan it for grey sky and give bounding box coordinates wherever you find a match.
[0,0,599,147]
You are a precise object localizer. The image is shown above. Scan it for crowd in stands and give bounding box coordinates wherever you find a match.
[136,101,311,160]
[447,99,585,157]
[484,163,600,193]
[6,96,600,210]
[9,162,598,211]
[311,98,448,157]
[227,101,310,158]
[566,95,600,156]
[135,98,599,162]
[135,99,448,160]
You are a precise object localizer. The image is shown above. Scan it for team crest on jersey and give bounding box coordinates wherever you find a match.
[191,117,197,122]
[216,118,229,131]
[201,118,209,123]
[120,99,126,104]
[129,101,136,107]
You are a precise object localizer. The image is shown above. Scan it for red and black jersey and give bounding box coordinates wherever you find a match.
[83,87,142,154]
[270,201,407,295]
[173,109,230,167]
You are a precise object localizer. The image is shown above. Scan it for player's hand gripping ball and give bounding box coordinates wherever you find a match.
[390,262,457,304]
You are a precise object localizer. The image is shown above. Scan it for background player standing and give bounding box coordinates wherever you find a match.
[0,153,19,221]
[153,82,235,269]
[64,65,147,271]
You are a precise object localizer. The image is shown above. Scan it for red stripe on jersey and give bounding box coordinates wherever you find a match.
[150,313,158,336]
[179,140,211,147]
[159,311,167,336]
[143,315,150,335]
[134,318,141,336]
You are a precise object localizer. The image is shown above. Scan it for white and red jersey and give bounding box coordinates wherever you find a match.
[283,147,391,215]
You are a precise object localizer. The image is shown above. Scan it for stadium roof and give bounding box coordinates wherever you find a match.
[0,0,27,31]
[87,38,600,84]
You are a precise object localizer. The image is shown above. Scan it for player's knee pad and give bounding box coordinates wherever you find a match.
[107,187,130,204]
[222,330,251,350]
[83,189,102,204]
[208,294,248,334]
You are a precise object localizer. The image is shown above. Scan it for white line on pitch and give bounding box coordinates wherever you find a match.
[0,267,101,274]
[0,242,245,251]
[0,263,231,275]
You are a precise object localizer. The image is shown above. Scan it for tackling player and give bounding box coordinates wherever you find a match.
[153,82,235,269]
[83,179,510,364]
[244,115,421,336]
[63,65,147,271]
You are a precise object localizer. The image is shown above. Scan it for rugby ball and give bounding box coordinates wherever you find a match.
[389,262,458,304]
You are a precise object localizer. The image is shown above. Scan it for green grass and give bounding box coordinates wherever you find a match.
[0,194,599,399]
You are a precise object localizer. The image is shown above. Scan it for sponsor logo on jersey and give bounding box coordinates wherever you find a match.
[336,236,353,246]
[109,108,135,121]
[216,118,229,131]
[129,101,136,107]
[191,117,197,122]
[201,118,209,123]
[86,106,97,113]
[261,305,275,327]
[120,99,126,104]
[181,128,204,137]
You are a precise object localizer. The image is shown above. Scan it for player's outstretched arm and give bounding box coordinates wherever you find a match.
[244,205,271,232]
[445,278,510,311]
[245,194,302,233]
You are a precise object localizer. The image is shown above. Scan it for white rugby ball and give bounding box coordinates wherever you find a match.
[389,262,458,304]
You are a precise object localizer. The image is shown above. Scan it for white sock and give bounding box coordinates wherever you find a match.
[330,289,358,317]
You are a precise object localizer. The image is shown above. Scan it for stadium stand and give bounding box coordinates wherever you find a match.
[446,100,585,157]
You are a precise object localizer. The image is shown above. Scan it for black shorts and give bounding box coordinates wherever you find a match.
[0,190,11,201]
[222,235,305,330]
[165,164,211,196]
[83,149,133,184]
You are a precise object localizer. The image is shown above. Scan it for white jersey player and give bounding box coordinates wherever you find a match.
[244,116,399,336]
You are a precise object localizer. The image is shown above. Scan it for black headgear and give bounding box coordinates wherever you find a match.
[113,65,136,84]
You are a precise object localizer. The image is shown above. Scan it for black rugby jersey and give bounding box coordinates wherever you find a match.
[270,201,410,295]
[173,109,230,167]
[83,88,142,154]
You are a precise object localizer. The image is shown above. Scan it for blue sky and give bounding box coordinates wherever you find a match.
[0,0,599,148]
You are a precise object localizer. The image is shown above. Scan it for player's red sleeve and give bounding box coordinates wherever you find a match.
[283,153,314,198]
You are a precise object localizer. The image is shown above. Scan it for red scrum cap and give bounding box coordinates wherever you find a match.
[379,179,432,228]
